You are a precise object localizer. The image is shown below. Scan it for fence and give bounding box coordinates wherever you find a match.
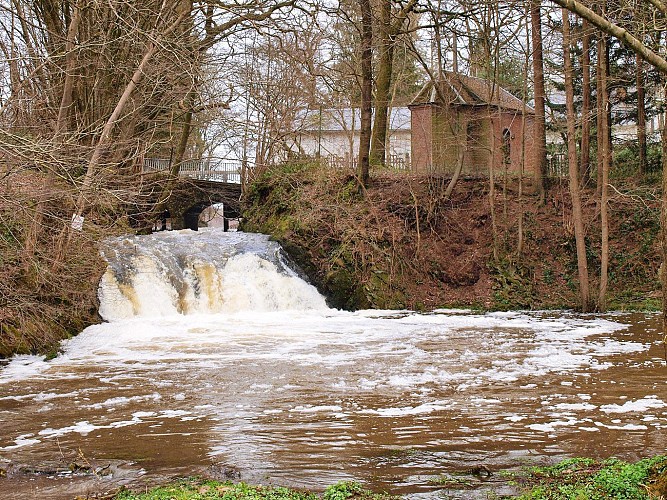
[141,157,242,184]
[324,153,412,171]
[547,152,567,178]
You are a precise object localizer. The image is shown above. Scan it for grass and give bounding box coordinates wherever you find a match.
[108,456,667,499]
[514,456,667,499]
[112,479,397,500]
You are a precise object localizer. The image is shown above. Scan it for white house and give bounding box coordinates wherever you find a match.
[292,107,412,169]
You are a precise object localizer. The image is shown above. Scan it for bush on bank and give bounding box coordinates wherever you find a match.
[0,170,132,358]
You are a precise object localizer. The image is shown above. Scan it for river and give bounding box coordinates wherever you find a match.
[0,229,665,499]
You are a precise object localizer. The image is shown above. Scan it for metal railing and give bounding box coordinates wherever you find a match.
[140,157,242,183]
[324,153,412,171]
[547,152,567,178]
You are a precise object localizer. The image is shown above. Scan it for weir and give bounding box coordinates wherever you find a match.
[98,229,327,320]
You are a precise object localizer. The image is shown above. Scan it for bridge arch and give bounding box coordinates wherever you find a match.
[165,179,242,231]
[182,201,233,231]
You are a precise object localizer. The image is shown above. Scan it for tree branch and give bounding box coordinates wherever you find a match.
[551,0,667,74]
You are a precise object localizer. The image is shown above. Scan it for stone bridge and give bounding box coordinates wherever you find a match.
[139,157,243,231]
[165,178,242,231]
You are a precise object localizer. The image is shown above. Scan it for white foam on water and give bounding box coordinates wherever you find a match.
[528,417,580,433]
[0,355,50,383]
[85,393,162,410]
[600,396,667,414]
[289,405,343,413]
[361,402,451,417]
[1,434,41,450]
[505,414,527,422]
[8,409,205,445]
[0,309,646,393]
[596,422,649,431]
[551,402,598,411]
[38,421,99,438]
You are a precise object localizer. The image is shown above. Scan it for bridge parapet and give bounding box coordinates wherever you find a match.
[141,157,243,184]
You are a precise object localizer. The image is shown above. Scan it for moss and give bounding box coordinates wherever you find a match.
[323,267,369,310]
[489,257,536,311]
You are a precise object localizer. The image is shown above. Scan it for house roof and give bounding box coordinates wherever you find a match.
[409,71,534,113]
[296,107,412,133]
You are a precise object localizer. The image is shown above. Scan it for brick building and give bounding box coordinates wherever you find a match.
[409,72,535,176]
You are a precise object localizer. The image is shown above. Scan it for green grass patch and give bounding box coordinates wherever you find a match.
[515,456,667,499]
[113,479,396,500]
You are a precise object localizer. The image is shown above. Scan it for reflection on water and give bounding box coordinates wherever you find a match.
[0,230,665,499]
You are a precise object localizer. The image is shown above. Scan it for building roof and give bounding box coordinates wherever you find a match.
[296,107,411,133]
[409,71,534,113]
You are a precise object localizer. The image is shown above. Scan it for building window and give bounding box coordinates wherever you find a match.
[502,128,511,165]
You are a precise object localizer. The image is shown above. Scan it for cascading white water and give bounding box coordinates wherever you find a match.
[98,229,328,320]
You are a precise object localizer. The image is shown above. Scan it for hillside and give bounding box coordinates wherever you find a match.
[241,163,661,311]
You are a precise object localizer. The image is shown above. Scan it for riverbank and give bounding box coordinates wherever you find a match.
[242,163,661,312]
[108,455,667,499]
[0,170,127,358]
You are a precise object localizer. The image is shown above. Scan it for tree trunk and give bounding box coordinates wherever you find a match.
[563,8,591,312]
[530,0,547,203]
[489,110,498,261]
[596,40,604,196]
[370,0,393,168]
[170,91,195,177]
[661,108,667,339]
[358,0,373,188]
[55,1,81,137]
[598,33,610,311]
[637,53,647,176]
[580,20,592,184]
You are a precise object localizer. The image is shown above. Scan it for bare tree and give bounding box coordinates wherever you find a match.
[598,30,610,311]
[530,0,547,203]
[579,19,592,184]
[358,0,373,187]
[563,7,591,311]
[369,0,418,167]
[637,53,647,176]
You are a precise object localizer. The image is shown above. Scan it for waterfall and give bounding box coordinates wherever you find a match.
[98,229,328,320]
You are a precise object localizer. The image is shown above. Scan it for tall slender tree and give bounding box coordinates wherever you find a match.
[530,0,547,203]
[563,7,591,312]
[369,0,417,167]
[637,53,647,176]
[580,19,592,184]
[598,32,610,311]
[358,0,373,187]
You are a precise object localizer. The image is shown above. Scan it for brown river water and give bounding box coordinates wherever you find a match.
[0,230,665,499]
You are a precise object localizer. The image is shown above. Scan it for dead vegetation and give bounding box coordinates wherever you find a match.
[242,163,661,312]
[0,146,161,357]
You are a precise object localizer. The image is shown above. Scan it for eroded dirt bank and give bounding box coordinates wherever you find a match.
[241,164,661,311]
